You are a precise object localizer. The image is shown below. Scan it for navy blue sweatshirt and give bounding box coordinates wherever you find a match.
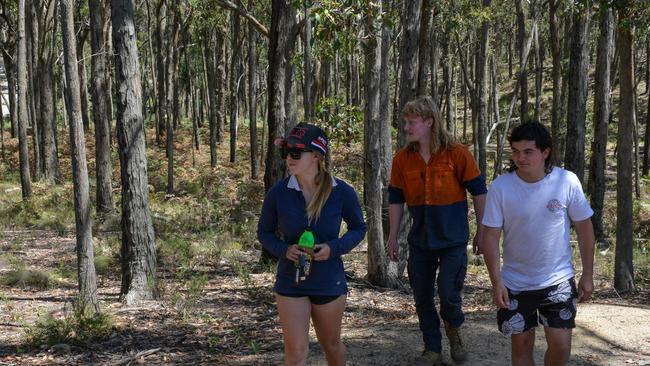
[257,176,367,296]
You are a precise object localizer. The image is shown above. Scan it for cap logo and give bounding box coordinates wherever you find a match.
[289,127,308,139]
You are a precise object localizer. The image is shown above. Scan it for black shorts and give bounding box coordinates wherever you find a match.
[276,292,342,305]
[497,278,578,336]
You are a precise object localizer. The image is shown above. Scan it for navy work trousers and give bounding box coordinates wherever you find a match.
[407,243,468,353]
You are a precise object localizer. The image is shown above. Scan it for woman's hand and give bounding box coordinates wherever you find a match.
[285,244,304,262]
[312,243,331,261]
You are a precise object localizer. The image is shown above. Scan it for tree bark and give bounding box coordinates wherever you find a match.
[248,0,259,179]
[444,38,454,136]
[1,50,18,138]
[217,32,226,144]
[17,0,32,199]
[516,0,528,120]
[90,0,114,213]
[60,0,99,315]
[532,0,542,123]
[475,0,491,175]
[549,0,563,166]
[165,1,180,195]
[204,34,218,167]
[364,0,394,288]
[587,5,613,247]
[564,2,590,182]
[430,32,439,105]
[557,11,572,164]
[302,2,313,120]
[39,0,60,184]
[230,12,241,163]
[154,1,166,145]
[261,0,298,264]
[76,26,91,131]
[27,0,41,181]
[112,0,158,304]
[642,83,650,176]
[416,0,432,96]
[396,0,422,145]
[263,0,297,193]
[614,5,635,293]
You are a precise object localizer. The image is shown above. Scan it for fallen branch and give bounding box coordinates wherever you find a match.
[114,348,161,366]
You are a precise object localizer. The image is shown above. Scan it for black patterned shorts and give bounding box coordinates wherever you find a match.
[497,278,578,336]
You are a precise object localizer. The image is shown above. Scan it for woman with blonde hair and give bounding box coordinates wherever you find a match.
[387,96,487,365]
[258,122,366,366]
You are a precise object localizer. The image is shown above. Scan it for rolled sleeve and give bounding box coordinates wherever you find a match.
[388,185,406,204]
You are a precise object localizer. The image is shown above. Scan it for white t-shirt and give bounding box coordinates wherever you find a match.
[482,167,593,291]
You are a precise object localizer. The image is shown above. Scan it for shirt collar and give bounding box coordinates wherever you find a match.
[287,175,338,191]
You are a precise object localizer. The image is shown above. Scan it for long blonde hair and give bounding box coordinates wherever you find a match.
[307,155,333,224]
[401,96,455,154]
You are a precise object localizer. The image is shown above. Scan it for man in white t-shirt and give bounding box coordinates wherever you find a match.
[481,122,595,366]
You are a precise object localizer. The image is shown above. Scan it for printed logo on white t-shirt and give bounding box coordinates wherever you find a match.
[546,199,563,213]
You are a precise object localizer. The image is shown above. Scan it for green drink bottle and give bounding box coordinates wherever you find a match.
[295,229,315,284]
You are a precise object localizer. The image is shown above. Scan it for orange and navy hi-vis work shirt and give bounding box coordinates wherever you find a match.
[388,144,487,250]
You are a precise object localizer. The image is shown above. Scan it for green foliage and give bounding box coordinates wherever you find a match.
[0,184,74,232]
[24,307,114,347]
[314,96,363,145]
[94,255,119,276]
[1,269,53,289]
[52,262,76,281]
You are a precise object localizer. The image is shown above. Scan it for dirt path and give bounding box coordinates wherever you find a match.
[1,234,649,365]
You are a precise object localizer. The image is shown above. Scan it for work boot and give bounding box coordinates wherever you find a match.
[413,350,443,366]
[444,321,468,363]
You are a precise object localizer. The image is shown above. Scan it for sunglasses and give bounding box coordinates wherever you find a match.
[280,146,311,160]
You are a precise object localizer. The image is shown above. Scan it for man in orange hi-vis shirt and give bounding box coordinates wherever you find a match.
[387,96,487,366]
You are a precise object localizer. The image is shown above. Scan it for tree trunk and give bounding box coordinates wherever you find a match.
[27,0,41,181]
[558,11,572,164]
[204,35,218,167]
[587,5,613,247]
[154,1,166,145]
[642,84,650,176]
[532,0,542,123]
[248,0,259,179]
[76,29,91,131]
[416,0,432,96]
[364,0,394,288]
[302,3,313,120]
[431,33,440,104]
[0,87,4,162]
[516,0,528,120]
[549,0,563,166]
[475,0,491,175]
[90,0,114,213]
[217,32,226,144]
[112,0,158,304]
[263,0,297,193]
[380,4,393,244]
[230,13,241,163]
[396,0,422,145]
[60,0,99,315]
[445,40,454,136]
[564,3,590,182]
[2,53,18,138]
[165,2,181,196]
[17,0,32,200]
[262,0,298,264]
[614,6,635,293]
[39,1,61,184]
